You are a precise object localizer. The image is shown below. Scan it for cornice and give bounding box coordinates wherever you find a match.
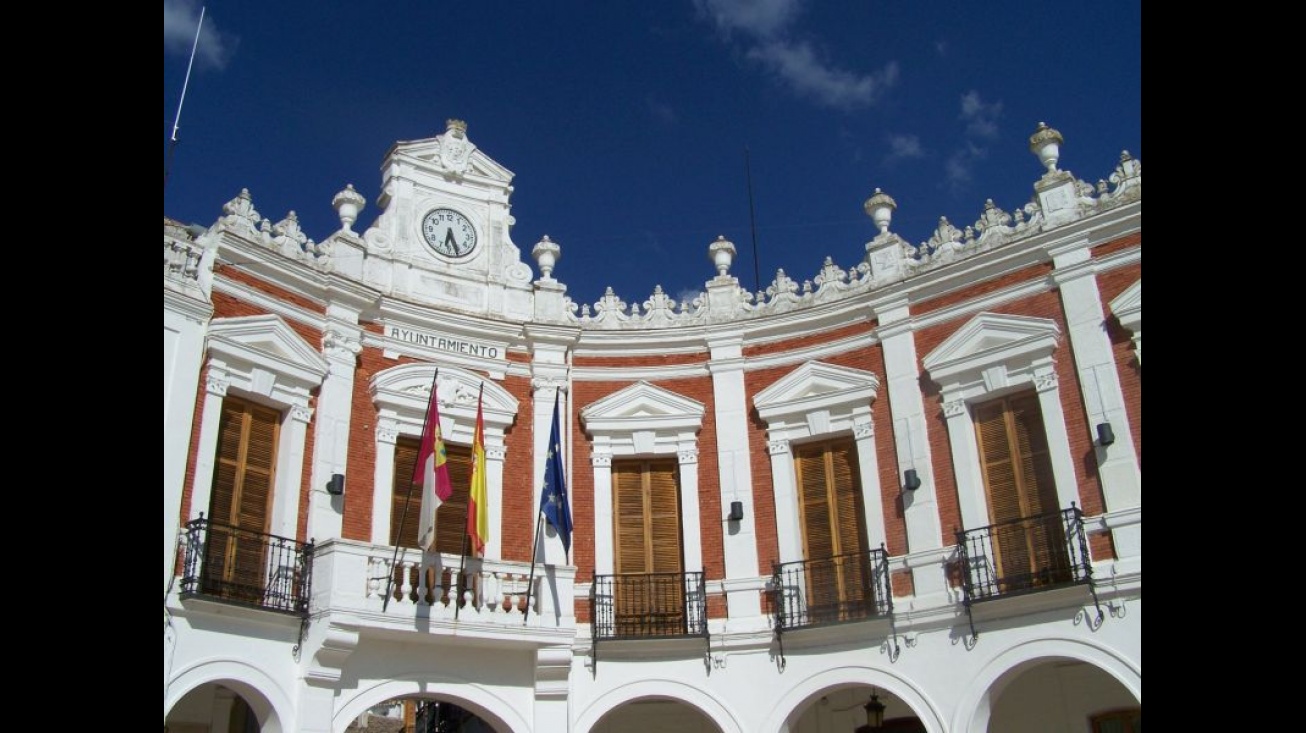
[164,287,214,324]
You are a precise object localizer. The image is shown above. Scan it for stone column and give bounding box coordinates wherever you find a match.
[164,290,213,591]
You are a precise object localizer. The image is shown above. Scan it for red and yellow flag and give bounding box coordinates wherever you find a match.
[466,388,489,556]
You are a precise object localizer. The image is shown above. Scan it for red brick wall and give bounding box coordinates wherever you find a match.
[1092,232,1140,259]
[1097,262,1142,469]
[499,374,535,563]
[216,266,325,315]
[575,351,706,367]
[913,262,1054,318]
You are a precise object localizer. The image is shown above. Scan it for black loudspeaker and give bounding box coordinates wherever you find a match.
[903,469,921,491]
[326,473,345,495]
[728,500,744,522]
[1096,422,1115,447]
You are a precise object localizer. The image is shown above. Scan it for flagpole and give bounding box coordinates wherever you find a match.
[165,5,204,195]
[383,367,438,612]
[455,382,485,621]
[523,512,545,625]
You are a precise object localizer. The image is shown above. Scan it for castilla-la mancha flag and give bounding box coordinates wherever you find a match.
[415,378,454,552]
[466,386,489,556]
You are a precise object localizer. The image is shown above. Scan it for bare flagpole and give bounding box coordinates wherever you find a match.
[383,368,438,612]
[165,5,205,195]
[523,512,545,625]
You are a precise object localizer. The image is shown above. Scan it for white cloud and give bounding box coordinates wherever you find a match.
[694,0,802,39]
[885,134,924,164]
[959,90,1002,140]
[945,142,987,191]
[164,0,237,70]
[749,42,897,109]
[695,0,896,110]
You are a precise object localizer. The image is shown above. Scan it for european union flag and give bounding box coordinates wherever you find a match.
[539,392,573,557]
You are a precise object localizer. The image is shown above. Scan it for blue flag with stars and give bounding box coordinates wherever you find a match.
[540,392,573,557]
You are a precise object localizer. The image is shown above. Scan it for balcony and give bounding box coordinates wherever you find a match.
[770,547,893,633]
[955,505,1094,607]
[591,571,708,642]
[180,516,313,616]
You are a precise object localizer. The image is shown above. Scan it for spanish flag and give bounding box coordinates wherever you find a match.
[466,385,488,556]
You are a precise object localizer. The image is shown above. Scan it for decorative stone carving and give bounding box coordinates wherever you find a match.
[864,188,896,235]
[532,235,561,280]
[376,420,399,445]
[589,287,630,329]
[942,400,967,418]
[486,446,507,461]
[206,373,230,396]
[220,188,263,236]
[925,217,966,263]
[640,285,682,326]
[434,119,473,176]
[530,377,569,392]
[332,184,365,233]
[853,422,874,439]
[768,440,791,455]
[323,327,363,358]
[1034,372,1058,392]
[591,453,612,467]
[677,449,698,464]
[290,404,314,423]
[1100,150,1142,207]
[709,235,736,277]
[1028,122,1064,174]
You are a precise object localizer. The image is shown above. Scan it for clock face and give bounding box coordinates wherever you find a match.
[421,208,477,258]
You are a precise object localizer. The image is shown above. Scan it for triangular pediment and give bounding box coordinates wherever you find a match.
[207,314,328,384]
[581,381,704,436]
[370,362,518,433]
[923,312,1059,382]
[755,361,879,408]
[386,131,514,186]
[1109,280,1141,330]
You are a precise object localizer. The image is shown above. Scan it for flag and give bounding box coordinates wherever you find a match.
[414,376,453,552]
[539,392,573,557]
[466,386,489,556]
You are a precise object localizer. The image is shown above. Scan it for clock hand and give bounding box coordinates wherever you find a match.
[444,229,459,254]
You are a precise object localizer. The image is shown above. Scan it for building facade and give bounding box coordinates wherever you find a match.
[163,119,1141,733]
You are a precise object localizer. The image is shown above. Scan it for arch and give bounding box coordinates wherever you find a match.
[165,658,294,733]
[759,665,946,733]
[951,636,1141,733]
[334,677,527,733]
[574,678,743,733]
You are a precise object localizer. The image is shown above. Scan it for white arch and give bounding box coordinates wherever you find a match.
[759,664,946,733]
[951,636,1141,733]
[573,678,744,733]
[334,677,528,733]
[165,658,294,733]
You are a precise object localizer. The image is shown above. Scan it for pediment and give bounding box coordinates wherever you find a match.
[923,312,1059,383]
[753,361,879,423]
[1109,280,1141,331]
[387,134,514,185]
[581,381,704,436]
[370,363,518,434]
[207,315,328,385]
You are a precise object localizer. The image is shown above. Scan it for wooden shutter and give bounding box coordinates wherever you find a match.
[390,436,471,555]
[206,397,280,601]
[975,392,1068,590]
[794,438,868,620]
[612,458,683,633]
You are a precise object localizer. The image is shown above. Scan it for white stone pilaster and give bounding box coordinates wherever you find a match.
[164,298,212,591]
[272,405,313,539]
[534,646,572,731]
[308,316,363,544]
[876,300,947,598]
[486,445,507,559]
[371,419,399,544]
[591,451,614,575]
[767,439,804,564]
[707,333,762,621]
[188,378,228,525]
[1050,242,1142,558]
[853,420,888,549]
[678,447,704,574]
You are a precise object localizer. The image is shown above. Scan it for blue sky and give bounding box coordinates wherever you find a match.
[164,1,1141,309]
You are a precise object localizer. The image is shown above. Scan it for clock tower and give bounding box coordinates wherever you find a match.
[354,119,535,320]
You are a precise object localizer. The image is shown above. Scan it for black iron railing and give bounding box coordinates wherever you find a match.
[591,571,708,641]
[771,546,893,632]
[955,506,1093,606]
[180,515,313,615]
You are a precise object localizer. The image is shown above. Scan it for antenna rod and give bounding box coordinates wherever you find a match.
[165,5,205,194]
[744,146,761,294]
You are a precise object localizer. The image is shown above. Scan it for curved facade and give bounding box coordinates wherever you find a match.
[163,119,1141,733]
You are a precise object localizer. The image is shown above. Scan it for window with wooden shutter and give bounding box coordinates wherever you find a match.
[793,438,870,622]
[612,458,684,635]
[390,436,472,555]
[206,396,280,603]
[974,392,1070,591]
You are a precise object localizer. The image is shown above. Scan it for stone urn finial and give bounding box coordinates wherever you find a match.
[1029,122,1064,174]
[532,235,561,280]
[332,184,366,233]
[863,188,897,235]
[709,235,736,276]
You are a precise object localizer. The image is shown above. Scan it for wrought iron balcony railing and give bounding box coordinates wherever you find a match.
[591,571,708,642]
[954,504,1101,637]
[771,546,893,633]
[180,516,313,616]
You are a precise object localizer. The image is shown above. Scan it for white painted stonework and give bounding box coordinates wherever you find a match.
[164,122,1141,732]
